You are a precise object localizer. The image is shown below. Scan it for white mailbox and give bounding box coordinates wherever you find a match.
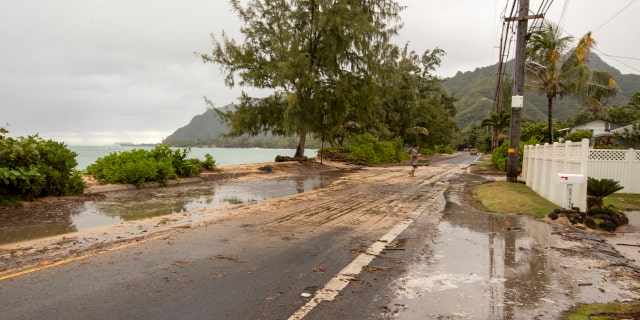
[557,173,584,184]
[557,173,585,210]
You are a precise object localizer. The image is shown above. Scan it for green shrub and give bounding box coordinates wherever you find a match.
[0,134,84,200]
[202,154,218,171]
[564,130,592,142]
[86,145,216,187]
[324,134,406,165]
[490,138,536,172]
[36,139,85,196]
[432,145,455,154]
[491,140,509,171]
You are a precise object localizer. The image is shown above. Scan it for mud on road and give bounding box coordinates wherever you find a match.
[1,160,639,319]
[1,161,454,270]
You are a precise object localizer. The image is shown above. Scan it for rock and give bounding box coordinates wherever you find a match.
[584,218,597,229]
[598,220,617,232]
[275,155,295,162]
[275,155,309,163]
[258,165,273,173]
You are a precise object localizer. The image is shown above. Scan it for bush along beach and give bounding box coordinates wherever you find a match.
[547,177,629,232]
[322,133,432,165]
[86,144,218,187]
[0,130,84,205]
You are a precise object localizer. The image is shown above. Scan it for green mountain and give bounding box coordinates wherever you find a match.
[165,55,638,145]
[163,108,229,146]
[163,105,311,148]
[444,54,640,130]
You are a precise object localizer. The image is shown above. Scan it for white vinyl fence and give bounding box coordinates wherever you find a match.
[522,139,640,212]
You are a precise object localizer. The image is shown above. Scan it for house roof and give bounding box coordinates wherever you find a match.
[610,122,639,134]
[560,119,629,133]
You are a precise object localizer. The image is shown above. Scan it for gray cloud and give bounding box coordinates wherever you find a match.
[1,0,637,145]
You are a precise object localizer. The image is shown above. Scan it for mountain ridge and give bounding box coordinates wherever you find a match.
[444,54,640,130]
[164,54,639,145]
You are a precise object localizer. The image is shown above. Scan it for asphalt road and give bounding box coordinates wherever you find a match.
[0,155,480,320]
[3,154,640,319]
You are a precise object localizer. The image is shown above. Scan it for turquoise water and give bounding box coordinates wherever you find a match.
[69,146,318,170]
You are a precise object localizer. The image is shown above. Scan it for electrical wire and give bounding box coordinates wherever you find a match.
[592,47,640,74]
[593,0,637,33]
[529,0,554,33]
[492,0,518,113]
[557,0,569,33]
[542,0,640,75]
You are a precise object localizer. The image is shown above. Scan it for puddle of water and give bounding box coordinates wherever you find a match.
[0,172,342,245]
[620,210,640,232]
[388,184,636,319]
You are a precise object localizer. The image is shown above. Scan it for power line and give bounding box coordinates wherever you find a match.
[592,47,640,74]
[492,0,518,113]
[529,0,554,33]
[604,54,640,61]
[539,0,640,74]
[593,0,637,33]
[557,0,569,32]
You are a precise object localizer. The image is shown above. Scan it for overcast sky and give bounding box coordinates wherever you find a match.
[2,0,638,145]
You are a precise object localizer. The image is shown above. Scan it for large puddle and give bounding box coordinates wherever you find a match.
[0,172,342,245]
[387,175,640,319]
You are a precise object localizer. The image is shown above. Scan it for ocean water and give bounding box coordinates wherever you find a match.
[69,146,318,171]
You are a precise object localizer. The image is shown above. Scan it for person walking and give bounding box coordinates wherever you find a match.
[409,145,419,177]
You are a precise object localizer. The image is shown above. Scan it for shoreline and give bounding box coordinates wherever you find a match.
[0,160,359,273]
[83,159,352,194]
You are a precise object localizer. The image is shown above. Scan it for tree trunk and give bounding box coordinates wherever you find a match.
[547,96,554,144]
[294,130,307,159]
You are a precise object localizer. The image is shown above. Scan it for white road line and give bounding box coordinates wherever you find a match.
[288,197,438,320]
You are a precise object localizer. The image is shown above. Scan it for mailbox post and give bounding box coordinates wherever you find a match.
[557,174,585,210]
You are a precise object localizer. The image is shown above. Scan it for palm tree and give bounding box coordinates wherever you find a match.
[481,109,510,151]
[526,22,619,144]
[587,177,624,209]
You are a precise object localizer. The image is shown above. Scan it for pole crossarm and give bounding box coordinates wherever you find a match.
[504,14,544,21]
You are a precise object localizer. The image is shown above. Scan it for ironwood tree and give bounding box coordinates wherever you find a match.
[200,0,404,159]
[376,44,458,148]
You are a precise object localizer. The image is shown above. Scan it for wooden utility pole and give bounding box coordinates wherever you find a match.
[505,0,542,182]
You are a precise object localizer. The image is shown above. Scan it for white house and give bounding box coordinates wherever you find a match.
[610,122,639,136]
[560,119,627,139]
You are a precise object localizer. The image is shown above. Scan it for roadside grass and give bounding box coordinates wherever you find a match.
[468,154,499,173]
[467,156,558,218]
[470,155,640,318]
[470,181,559,218]
[605,193,640,211]
[559,302,640,320]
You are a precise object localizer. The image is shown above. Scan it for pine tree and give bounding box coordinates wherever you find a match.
[200,0,403,158]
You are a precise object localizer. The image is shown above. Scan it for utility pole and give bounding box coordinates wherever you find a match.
[505,0,542,182]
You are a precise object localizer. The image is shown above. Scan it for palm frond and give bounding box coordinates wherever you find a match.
[587,177,624,198]
[407,126,429,136]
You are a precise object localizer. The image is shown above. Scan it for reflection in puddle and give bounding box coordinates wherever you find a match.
[0,173,340,245]
[389,183,633,319]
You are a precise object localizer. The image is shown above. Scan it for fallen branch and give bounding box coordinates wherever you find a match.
[617,243,640,247]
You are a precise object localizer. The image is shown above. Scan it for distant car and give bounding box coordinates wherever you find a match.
[469,148,478,155]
